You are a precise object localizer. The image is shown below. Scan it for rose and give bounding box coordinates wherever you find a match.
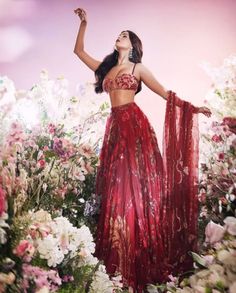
[218,152,225,161]
[212,134,223,143]
[37,159,46,168]
[13,240,35,262]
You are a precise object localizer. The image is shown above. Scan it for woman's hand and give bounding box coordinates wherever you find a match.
[74,8,87,23]
[194,106,212,117]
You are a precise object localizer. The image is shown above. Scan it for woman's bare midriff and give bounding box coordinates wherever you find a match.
[109,89,135,107]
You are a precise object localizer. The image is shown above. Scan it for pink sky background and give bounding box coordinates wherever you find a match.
[0,0,235,140]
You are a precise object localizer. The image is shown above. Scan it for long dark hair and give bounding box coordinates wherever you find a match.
[94,30,143,94]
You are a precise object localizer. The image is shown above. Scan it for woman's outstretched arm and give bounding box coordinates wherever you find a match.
[137,63,211,117]
[73,8,101,72]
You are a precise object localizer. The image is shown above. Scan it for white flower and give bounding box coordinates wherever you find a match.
[31,209,52,223]
[0,212,9,244]
[89,264,119,293]
[33,214,96,267]
[147,284,159,293]
[205,221,225,244]
[224,217,236,236]
[37,234,64,267]
[217,249,236,267]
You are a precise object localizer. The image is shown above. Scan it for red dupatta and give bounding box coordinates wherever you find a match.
[161,90,199,276]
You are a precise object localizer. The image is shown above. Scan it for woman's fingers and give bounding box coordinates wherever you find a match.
[74,8,87,22]
[198,106,212,117]
[74,8,86,15]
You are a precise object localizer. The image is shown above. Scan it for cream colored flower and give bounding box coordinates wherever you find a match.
[0,272,15,285]
[229,281,236,293]
[36,287,49,293]
[224,217,236,236]
[31,209,52,223]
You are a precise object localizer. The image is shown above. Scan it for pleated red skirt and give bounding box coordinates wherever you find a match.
[95,102,167,291]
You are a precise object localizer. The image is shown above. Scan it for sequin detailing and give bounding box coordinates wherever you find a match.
[103,73,139,93]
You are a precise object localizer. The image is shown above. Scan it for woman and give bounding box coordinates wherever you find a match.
[73,8,211,292]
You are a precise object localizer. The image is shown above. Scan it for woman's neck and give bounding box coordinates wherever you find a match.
[117,50,130,65]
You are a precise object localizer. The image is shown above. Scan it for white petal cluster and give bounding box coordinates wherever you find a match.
[0,212,9,244]
[32,212,96,268]
[89,265,123,293]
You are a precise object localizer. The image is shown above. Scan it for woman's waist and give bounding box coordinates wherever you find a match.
[109,93,135,108]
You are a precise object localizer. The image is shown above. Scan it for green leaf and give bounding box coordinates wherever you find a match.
[190,252,207,268]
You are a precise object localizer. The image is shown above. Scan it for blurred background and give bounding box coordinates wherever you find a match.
[0,0,235,141]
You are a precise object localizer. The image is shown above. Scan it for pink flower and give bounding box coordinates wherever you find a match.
[43,146,49,151]
[218,152,225,161]
[38,159,46,168]
[62,275,74,282]
[28,223,51,239]
[221,167,229,176]
[205,221,225,244]
[13,240,35,262]
[22,264,61,291]
[54,186,68,199]
[212,134,223,143]
[198,192,206,203]
[48,123,56,134]
[202,254,214,266]
[0,186,6,217]
[6,122,26,146]
[79,144,94,158]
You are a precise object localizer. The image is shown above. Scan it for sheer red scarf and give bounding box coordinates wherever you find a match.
[161,90,199,275]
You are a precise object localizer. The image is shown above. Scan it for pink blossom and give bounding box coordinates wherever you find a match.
[38,159,46,168]
[13,240,35,262]
[211,134,223,143]
[62,275,74,282]
[24,139,37,149]
[43,146,49,151]
[79,144,95,158]
[48,123,56,134]
[0,186,6,217]
[218,152,225,161]
[28,223,51,239]
[198,192,206,203]
[202,254,214,266]
[221,168,229,176]
[54,186,68,199]
[6,122,26,146]
[205,221,225,244]
[22,264,61,291]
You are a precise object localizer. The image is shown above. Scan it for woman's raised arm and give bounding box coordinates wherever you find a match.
[73,8,101,72]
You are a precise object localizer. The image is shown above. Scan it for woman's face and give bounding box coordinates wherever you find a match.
[115,31,132,50]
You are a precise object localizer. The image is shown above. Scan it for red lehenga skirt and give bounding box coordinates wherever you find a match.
[95,93,199,292]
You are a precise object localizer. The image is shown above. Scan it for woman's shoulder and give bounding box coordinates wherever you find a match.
[133,62,147,73]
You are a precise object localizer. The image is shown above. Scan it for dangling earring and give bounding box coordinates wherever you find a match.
[129,47,133,59]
